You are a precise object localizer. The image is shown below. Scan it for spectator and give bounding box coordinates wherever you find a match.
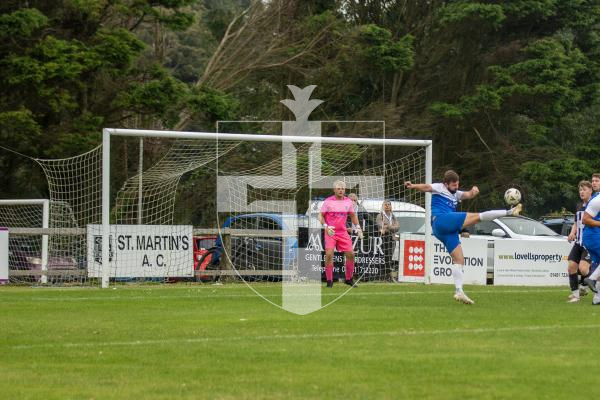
[376,200,399,273]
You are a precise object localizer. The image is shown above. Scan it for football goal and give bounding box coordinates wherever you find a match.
[95,127,433,288]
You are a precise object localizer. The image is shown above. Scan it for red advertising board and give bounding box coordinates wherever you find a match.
[403,239,425,277]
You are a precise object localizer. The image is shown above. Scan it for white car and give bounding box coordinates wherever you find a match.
[465,216,566,241]
[307,198,426,234]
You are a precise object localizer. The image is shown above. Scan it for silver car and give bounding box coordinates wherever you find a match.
[465,216,565,241]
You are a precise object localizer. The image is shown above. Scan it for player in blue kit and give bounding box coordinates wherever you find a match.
[582,175,600,305]
[581,173,600,298]
[566,181,594,303]
[405,170,522,305]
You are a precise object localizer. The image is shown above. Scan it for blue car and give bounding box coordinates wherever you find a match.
[211,213,312,279]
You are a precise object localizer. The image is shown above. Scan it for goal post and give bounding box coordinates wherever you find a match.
[101,128,433,289]
[425,143,433,284]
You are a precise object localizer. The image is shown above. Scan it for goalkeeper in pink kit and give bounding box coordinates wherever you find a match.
[320,180,363,288]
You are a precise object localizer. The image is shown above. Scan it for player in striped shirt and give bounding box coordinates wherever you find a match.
[566,181,593,303]
[405,170,522,305]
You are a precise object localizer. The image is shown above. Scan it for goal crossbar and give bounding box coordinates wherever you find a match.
[105,128,432,147]
[7,227,86,235]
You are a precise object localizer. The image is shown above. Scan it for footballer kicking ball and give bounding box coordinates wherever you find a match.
[504,188,521,206]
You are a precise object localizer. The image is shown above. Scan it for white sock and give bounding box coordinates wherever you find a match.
[451,264,464,293]
[572,289,580,298]
[589,268,600,281]
[479,209,509,221]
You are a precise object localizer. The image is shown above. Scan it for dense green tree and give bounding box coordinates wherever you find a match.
[1,0,599,218]
[0,0,238,198]
[427,0,600,215]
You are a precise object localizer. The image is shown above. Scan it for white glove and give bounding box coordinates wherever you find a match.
[324,225,335,236]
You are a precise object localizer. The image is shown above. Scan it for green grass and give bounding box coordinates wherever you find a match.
[0,283,597,400]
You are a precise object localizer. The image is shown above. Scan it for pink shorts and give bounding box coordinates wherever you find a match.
[324,232,353,252]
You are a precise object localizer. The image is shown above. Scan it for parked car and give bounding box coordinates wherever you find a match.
[204,213,315,281]
[540,216,574,236]
[193,235,217,282]
[465,216,566,241]
[8,237,78,282]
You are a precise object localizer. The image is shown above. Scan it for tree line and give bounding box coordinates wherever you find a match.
[1,0,598,220]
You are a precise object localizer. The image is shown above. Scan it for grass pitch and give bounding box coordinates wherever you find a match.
[0,283,597,400]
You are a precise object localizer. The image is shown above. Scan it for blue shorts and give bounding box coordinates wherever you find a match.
[583,235,600,264]
[432,212,467,254]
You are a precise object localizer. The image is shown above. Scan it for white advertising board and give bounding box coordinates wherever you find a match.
[87,225,193,278]
[397,235,487,285]
[493,240,570,286]
[429,238,487,285]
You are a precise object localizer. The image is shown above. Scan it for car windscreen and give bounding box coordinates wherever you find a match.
[395,214,426,234]
[499,217,561,236]
[195,238,216,249]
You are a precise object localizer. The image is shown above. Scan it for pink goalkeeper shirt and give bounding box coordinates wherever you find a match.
[320,195,354,234]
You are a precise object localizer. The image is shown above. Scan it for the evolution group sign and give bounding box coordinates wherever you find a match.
[397,234,488,285]
[87,225,193,278]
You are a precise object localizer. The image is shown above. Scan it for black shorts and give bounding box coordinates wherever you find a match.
[568,242,591,264]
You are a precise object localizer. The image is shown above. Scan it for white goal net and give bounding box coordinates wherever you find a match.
[96,125,432,292]
[1,125,432,290]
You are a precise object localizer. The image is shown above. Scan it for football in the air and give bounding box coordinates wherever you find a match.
[504,188,521,206]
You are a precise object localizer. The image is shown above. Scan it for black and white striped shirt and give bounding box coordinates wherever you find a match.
[576,202,588,245]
